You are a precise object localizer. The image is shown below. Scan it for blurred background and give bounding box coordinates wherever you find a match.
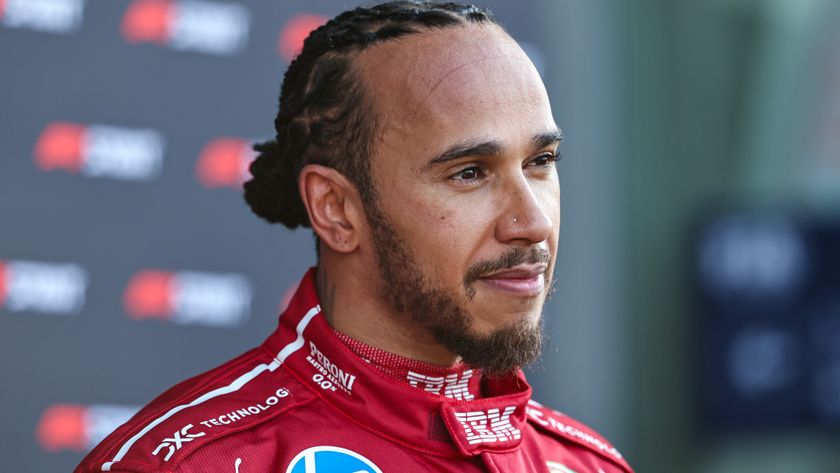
[2,0,839,471]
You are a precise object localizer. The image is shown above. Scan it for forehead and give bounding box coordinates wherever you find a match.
[354,24,554,152]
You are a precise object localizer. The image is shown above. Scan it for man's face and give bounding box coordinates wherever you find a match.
[356,24,561,375]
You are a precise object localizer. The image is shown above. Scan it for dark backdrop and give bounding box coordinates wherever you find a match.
[0,1,546,471]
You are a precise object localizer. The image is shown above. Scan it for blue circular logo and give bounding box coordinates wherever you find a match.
[285,446,382,473]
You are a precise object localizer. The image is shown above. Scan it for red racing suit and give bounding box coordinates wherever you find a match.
[76,269,633,473]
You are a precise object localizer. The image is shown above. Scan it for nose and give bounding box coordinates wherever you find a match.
[495,177,556,245]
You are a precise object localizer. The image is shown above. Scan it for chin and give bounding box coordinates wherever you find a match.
[469,306,542,336]
[474,288,546,312]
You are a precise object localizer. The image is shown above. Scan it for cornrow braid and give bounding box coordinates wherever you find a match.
[244,1,496,229]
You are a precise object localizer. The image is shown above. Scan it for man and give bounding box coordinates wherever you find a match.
[76,2,633,472]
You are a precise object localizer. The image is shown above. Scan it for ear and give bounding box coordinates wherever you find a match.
[298,164,362,253]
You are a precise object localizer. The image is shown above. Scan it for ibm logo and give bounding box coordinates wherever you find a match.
[406,369,474,400]
[454,406,521,445]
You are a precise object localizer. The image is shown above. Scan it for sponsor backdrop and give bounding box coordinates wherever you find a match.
[0,1,546,471]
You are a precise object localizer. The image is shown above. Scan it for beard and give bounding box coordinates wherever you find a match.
[364,201,550,377]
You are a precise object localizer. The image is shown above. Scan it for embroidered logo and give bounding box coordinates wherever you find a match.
[527,404,623,461]
[152,424,205,461]
[406,369,475,400]
[454,406,521,445]
[198,387,289,429]
[306,342,357,394]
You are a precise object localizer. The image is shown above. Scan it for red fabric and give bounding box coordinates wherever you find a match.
[75,268,633,473]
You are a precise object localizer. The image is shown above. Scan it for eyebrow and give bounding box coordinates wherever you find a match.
[425,128,564,170]
[531,128,564,150]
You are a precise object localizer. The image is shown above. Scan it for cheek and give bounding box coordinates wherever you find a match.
[399,201,485,276]
[434,208,485,237]
[422,209,473,258]
[542,180,561,224]
[547,185,562,262]
[392,180,468,236]
[533,179,561,249]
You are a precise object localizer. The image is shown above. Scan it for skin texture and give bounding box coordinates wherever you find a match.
[298,23,561,372]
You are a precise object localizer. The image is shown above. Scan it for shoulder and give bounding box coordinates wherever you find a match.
[75,346,315,473]
[525,400,633,473]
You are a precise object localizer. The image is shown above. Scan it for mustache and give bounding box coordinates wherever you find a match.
[463,247,551,288]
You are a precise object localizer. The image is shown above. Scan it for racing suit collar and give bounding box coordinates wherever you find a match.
[263,267,534,458]
[333,328,484,399]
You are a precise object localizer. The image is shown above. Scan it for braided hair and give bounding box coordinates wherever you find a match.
[244,1,496,229]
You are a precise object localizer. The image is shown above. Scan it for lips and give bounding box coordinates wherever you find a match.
[478,263,547,296]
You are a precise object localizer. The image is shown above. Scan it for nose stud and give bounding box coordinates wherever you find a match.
[513,217,518,223]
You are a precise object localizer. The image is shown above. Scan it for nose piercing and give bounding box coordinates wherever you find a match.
[513,217,518,223]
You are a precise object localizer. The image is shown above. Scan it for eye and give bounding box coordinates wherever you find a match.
[529,152,559,167]
[450,165,485,183]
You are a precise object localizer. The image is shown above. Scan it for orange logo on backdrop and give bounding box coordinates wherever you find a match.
[120,0,249,55]
[0,261,6,306]
[36,405,87,452]
[121,0,171,43]
[278,14,327,62]
[34,122,85,172]
[196,138,253,188]
[123,269,251,327]
[124,270,174,319]
[34,122,164,181]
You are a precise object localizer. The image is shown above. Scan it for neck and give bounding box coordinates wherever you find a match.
[316,260,460,368]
